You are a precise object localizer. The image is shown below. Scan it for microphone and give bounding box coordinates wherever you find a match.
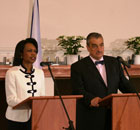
[40,62,52,66]
[117,56,140,101]
[117,56,131,68]
[45,63,75,130]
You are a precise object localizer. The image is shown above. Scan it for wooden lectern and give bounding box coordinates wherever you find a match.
[100,93,140,130]
[13,95,82,130]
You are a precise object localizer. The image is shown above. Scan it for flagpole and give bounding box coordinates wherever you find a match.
[30,0,42,68]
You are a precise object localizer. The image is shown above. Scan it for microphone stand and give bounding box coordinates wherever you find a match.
[122,64,140,100]
[47,64,75,130]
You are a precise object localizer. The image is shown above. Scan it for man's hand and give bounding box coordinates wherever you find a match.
[90,97,102,107]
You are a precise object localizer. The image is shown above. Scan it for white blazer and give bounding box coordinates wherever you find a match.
[5,65,46,122]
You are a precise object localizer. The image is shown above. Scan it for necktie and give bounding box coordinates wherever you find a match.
[95,60,104,65]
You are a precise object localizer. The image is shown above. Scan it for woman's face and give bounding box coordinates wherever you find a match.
[22,43,37,65]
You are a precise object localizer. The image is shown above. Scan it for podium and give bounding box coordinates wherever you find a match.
[100,93,140,130]
[13,95,82,130]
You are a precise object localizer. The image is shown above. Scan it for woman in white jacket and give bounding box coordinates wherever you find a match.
[5,38,46,130]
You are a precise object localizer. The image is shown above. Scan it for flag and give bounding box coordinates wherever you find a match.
[30,0,42,68]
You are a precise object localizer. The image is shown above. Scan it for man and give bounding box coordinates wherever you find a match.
[71,32,135,130]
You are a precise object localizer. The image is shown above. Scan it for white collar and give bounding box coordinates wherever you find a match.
[89,56,104,64]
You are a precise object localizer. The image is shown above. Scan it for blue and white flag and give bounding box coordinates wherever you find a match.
[30,0,42,68]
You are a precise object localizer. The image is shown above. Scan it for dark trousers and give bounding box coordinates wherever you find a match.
[7,118,31,130]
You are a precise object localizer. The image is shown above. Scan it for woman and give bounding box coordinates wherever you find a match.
[5,38,46,130]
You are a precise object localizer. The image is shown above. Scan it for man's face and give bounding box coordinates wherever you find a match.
[87,37,104,60]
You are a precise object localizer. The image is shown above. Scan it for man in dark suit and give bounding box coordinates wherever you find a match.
[71,32,135,130]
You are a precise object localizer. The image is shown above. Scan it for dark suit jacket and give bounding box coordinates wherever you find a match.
[71,55,135,130]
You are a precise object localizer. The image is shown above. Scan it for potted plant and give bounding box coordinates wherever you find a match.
[57,35,85,64]
[125,36,140,64]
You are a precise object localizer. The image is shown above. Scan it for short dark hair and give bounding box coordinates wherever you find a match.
[13,38,38,66]
[86,32,103,46]
[21,38,38,53]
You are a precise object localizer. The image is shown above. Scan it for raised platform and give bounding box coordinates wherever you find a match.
[0,65,140,79]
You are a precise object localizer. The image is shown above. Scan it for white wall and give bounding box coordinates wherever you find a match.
[0,0,140,61]
[40,0,140,47]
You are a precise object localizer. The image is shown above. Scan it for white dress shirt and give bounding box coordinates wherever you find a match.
[90,56,107,86]
[5,65,46,122]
